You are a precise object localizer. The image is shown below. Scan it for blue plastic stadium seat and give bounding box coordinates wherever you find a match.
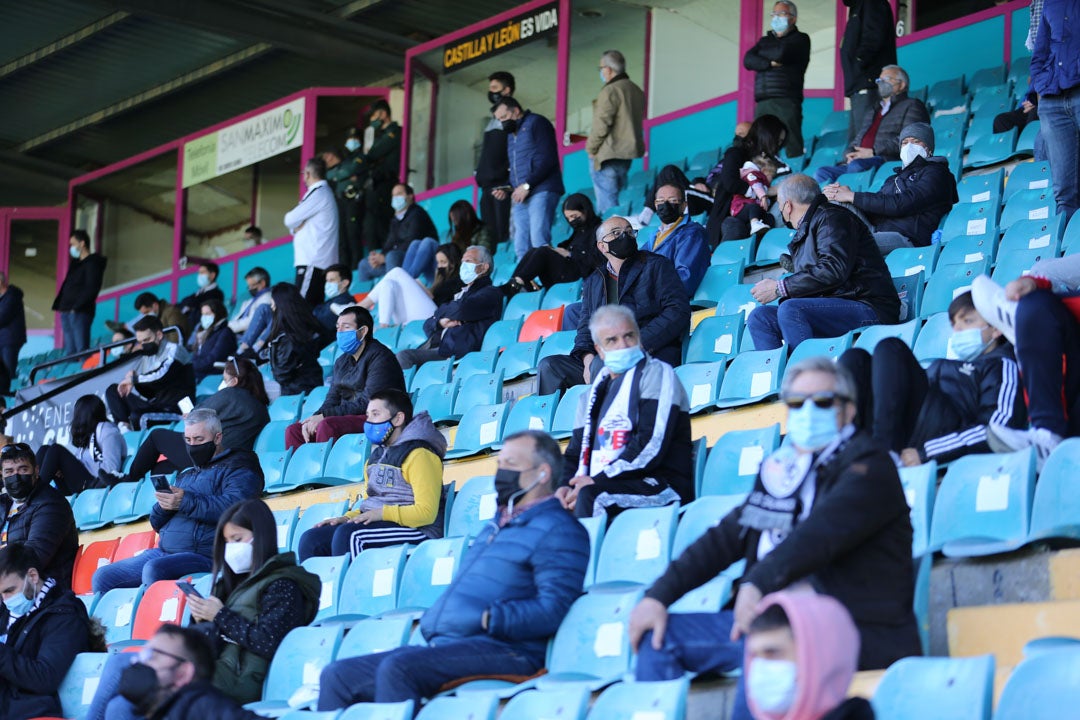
[414,382,458,425]
[899,461,938,558]
[99,481,142,526]
[957,168,1004,205]
[445,403,508,459]
[58,652,110,720]
[1027,439,1080,542]
[1064,213,1080,255]
[415,695,498,720]
[669,497,745,614]
[373,325,401,352]
[992,248,1049,284]
[692,261,745,308]
[854,319,921,353]
[969,65,1006,89]
[500,688,591,720]
[1015,120,1041,155]
[541,280,583,310]
[320,545,409,626]
[998,214,1064,256]
[928,448,1036,557]
[753,229,795,266]
[913,313,952,362]
[268,393,305,422]
[243,625,344,715]
[1004,161,1052,201]
[482,318,524,351]
[834,168,875,192]
[994,647,1080,719]
[1001,188,1056,231]
[504,291,543,322]
[320,433,369,484]
[592,505,678,590]
[537,331,576,363]
[922,261,985,317]
[586,678,689,720]
[73,488,109,531]
[712,237,756,267]
[393,536,469,612]
[445,475,497,538]
[446,371,503,421]
[700,424,780,497]
[94,586,144,645]
[454,350,499,383]
[684,314,743,364]
[937,235,998,268]
[871,654,994,720]
[963,116,996,151]
[336,616,414,660]
[495,341,541,379]
[940,201,999,242]
[273,507,299,552]
[927,77,966,110]
[818,109,851,135]
[716,284,763,319]
[268,441,331,493]
[784,333,853,379]
[887,245,940,280]
[290,500,349,555]
[1008,56,1031,86]
[259,448,293,491]
[301,386,330,418]
[500,392,560,441]
[716,347,786,408]
[410,358,454,393]
[551,384,588,440]
[674,361,725,414]
[301,554,351,624]
[254,420,292,454]
[398,319,429,351]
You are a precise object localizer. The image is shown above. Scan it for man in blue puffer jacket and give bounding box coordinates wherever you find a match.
[317,430,589,709]
[494,98,565,260]
[91,408,263,595]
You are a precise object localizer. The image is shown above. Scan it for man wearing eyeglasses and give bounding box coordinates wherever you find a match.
[0,444,78,590]
[0,543,99,720]
[627,357,920,720]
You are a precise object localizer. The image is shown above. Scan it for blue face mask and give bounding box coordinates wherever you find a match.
[364,419,394,445]
[786,402,840,451]
[600,69,608,84]
[325,281,340,300]
[196,273,210,288]
[69,246,81,259]
[391,195,407,212]
[345,138,361,152]
[460,262,479,285]
[603,345,644,374]
[337,329,361,355]
[947,327,990,361]
[771,15,789,34]
[199,315,214,330]
[3,583,32,618]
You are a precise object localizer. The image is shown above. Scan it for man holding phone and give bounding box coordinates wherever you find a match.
[91,409,263,595]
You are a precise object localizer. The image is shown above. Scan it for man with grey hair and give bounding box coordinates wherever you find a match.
[397,245,502,369]
[629,356,920,719]
[587,49,645,214]
[744,1,811,157]
[0,269,26,393]
[91,408,263,595]
[747,173,899,351]
[557,304,693,518]
[814,64,928,185]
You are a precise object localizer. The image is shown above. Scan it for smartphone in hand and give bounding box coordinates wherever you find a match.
[175,581,203,599]
[150,474,172,494]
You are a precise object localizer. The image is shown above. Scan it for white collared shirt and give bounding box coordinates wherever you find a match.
[284,179,339,269]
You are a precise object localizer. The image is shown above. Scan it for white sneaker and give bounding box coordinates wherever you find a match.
[750,218,770,235]
[117,421,132,434]
[988,424,1062,471]
[971,275,1018,346]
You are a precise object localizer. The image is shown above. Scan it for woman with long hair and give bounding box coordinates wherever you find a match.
[447,200,494,255]
[35,394,126,493]
[501,193,604,296]
[191,298,237,382]
[358,243,465,327]
[267,282,324,396]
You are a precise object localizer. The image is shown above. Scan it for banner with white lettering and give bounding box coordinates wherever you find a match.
[442,2,559,74]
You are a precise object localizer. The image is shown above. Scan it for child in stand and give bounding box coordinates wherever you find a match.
[729,153,778,239]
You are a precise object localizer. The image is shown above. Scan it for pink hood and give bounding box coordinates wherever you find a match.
[745,590,860,720]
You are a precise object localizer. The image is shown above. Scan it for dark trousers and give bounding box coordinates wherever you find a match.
[536,354,604,396]
[480,186,512,244]
[127,428,192,481]
[317,636,543,709]
[838,338,928,451]
[396,348,443,370]
[756,97,804,157]
[993,107,1038,134]
[365,183,395,252]
[1015,290,1080,437]
[720,203,772,243]
[848,89,876,145]
[0,343,18,393]
[36,445,94,495]
[297,520,430,562]
[512,247,580,288]
[296,265,327,308]
[338,196,365,270]
[285,415,367,450]
[105,385,177,430]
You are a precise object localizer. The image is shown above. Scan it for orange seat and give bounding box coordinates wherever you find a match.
[131,580,187,641]
[114,530,158,562]
[82,354,101,370]
[73,539,119,595]
[519,307,565,342]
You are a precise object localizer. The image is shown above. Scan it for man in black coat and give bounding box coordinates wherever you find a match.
[0,543,97,720]
[840,0,897,144]
[744,1,811,157]
[629,358,920,720]
[0,444,78,590]
[537,216,690,395]
[0,273,26,394]
[747,173,900,351]
[477,71,515,244]
[53,229,107,356]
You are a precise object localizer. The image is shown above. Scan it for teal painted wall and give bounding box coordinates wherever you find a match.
[802,97,837,151]
[238,242,293,288]
[898,15,1006,89]
[1011,6,1032,63]
[648,101,738,171]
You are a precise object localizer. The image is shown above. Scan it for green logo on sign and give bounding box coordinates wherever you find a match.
[284,108,301,144]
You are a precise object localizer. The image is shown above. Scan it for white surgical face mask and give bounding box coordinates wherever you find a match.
[899,142,928,167]
[747,657,798,714]
[224,541,254,574]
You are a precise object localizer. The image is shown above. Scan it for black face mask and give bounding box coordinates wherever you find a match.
[4,473,33,502]
[186,440,217,468]
[487,91,504,106]
[248,286,260,298]
[501,118,519,133]
[140,342,159,357]
[119,663,165,718]
[655,202,682,225]
[494,468,523,508]
[605,231,638,260]
[568,217,586,229]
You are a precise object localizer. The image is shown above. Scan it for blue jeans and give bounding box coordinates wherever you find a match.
[873,231,915,256]
[813,155,885,185]
[635,610,751,720]
[591,159,632,214]
[61,311,92,355]
[562,302,583,331]
[748,298,881,351]
[1038,88,1080,220]
[512,191,561,260]
[91,548,212,595]
[241,303,273,348]
[402,237,438,284]
[317,636,543,708]
[358,250,405,282]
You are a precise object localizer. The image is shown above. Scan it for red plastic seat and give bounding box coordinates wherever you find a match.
[114,530,158,562]
[73,539,119,595]
[519,307,565,342]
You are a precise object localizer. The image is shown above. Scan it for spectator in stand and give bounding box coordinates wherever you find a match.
[0,271,26,394]
[502,193,604,296]
[314,263,355,334]
[724,154,780,245]
[557,305,693,518]
[537,217,690,395]
[0,543,103,720]
[587,49,646,214]
[266,283,325,397]
[396,246,502,369]
[229,268,272,356]
[823,122,958,255]
[285,156,339,306]
[177,262,225,334]
[191,299,237,383]
[297,389,446,561]
[105,315,195,432]
[92,409,263,595]
[972,255,1080,466]
[495,97,566,259]
[132,293,192,341]
[358,244,464,327]
[87,499,320,718]
[35,395,126,493]
[53,229,107,355]
[707,115,789,247]
[0,443,79,589]
[840,0,897,144]
[107,327,136,360]
[447,199,494,254]
[814,65,929,185]
[358,184,439,283]
[358,100,402,250]
[325,128,366,270]
[638,184,712,296]
[1031,0,1080,220]
[744,2,811,158]
[123,358,270,482]
[747,174,899,351]
[743,591,871,720]
[477,71,515,245]
[316,430,588,710]
[637,164,714,228]
[286,306,405,449]
[628,358,920,720]
[838,291,1026,468]
[243,226,262,245]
